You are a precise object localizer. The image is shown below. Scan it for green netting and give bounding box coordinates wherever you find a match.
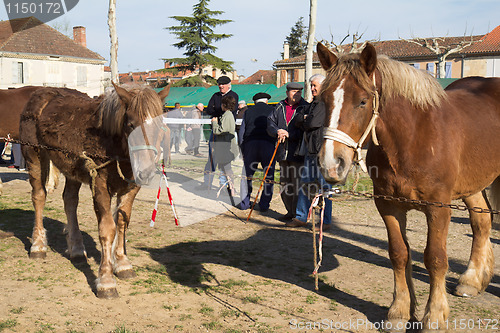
[154,86,205,107]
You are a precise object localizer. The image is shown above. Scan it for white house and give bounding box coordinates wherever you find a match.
[0,17,106,96]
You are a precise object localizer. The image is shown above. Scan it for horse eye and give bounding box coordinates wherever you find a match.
[359,99,368,108]
[127,122,135,129]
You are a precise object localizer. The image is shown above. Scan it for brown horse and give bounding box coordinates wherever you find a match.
[20,83,170,298]
[317,42,500,331]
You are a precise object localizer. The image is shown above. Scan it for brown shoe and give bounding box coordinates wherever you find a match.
[286,218,307,228]
[314,224,331,232]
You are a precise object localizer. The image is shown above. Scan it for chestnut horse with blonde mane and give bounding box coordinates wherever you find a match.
[20,84,170,298]
[317,42,500,331]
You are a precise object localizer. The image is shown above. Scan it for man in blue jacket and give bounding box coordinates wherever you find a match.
[267,82,308,223]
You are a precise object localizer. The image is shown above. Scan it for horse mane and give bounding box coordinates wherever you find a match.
[321,52,447,110]
[98,84,163,136]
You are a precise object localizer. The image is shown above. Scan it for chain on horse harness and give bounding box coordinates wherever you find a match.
[322,75,380,173]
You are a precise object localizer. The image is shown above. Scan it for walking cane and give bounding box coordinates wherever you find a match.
[246,141,280,222]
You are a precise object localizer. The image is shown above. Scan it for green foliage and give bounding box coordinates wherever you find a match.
[164,0,234,84]
[285,17,307,58]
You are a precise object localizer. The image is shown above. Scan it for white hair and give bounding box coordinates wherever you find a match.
[254,98,268,104]
[309,74,325,84]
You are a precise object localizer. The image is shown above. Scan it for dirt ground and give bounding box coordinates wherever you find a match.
[0,154,500,333]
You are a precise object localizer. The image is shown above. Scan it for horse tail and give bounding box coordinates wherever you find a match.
[487,177,500,229]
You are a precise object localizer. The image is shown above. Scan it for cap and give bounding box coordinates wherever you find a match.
[252,92,272,101]
[217,76,231,85]
[286,82,303,90]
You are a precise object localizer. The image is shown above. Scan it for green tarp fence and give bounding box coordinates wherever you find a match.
[156,78,459,108]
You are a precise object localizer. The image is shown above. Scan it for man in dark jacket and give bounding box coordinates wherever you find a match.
[292,74,332,230]
[267,82,308,222]
[197,76,239,190]
[238,92,276,211]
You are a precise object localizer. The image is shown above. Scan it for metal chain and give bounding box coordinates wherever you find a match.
[327,188,500,215]
[4,137,498,215]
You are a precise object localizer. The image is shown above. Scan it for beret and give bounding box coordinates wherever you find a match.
[252,92,271,101]
[286,82,303,90]
[217,76,231,85]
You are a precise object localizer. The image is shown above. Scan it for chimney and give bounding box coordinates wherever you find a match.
[73,26,86,48]
[283,42,289,60]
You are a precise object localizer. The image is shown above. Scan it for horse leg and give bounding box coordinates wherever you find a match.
[455,192,494,297]
[0,176,3,195]
[92,182,119,298]
[63,178,86,261]
[375,199,416,330]
[422,206,451,331]
[26,150,49,259]
[112,186,140,279]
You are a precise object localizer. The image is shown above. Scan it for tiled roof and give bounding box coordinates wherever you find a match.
[0,17,104,60]
[274,25,500,65]
[239,70,275,84]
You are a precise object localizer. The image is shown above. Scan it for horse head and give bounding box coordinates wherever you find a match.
[112,82,170,185]
[317,42,379,184]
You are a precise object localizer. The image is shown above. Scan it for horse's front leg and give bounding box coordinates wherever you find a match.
[113,185,141,279]
[92,181,118,298]
[455,191,494,297]
[375,199,416,331]
[422,206,451,331]
[63,178,86,261]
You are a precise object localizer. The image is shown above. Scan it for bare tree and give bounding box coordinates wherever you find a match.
[401,34,480,78]
[320,29,379,54]
[304,0,317,101]
[108,0,119,84]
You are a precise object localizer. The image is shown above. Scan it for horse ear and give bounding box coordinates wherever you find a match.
[317,42,337,71]
[112,82,132,107]
[158,85,170,102]
[360,43,377,76]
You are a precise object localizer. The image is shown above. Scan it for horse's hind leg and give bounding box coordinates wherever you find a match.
[63,178,86,261]
[375,199,416,330]
[455,191,494,297]
[25,149,49,259]
[113,185,140,279]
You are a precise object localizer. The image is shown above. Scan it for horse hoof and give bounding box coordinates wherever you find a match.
[454,284,479,297]
[70,255,87,263]
[115,269,136,280]
[97,288,119,299]
[29,251,46,259]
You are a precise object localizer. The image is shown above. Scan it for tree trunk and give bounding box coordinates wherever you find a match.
[304,0,317,101]
[437,54,446,78]
[108,0,119,84]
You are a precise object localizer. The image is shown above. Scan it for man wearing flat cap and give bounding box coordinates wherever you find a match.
[197,75,239,190]
[267,82,308,221]
[238,92,275,211]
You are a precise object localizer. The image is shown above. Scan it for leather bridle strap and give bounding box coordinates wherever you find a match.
[323,75,380,173]
[129,123,158,154]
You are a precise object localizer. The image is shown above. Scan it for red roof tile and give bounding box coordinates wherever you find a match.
[240,70,275,84]
[0,17,104,60]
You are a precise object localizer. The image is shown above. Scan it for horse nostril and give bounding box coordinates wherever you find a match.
[337,156,345,173]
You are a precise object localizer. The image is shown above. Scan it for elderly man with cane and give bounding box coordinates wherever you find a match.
[238,92,276,212]
[267,82,308,223]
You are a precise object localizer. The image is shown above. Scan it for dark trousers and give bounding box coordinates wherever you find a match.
[279,160,302,216]
[170,128,181,153]
[239,140,276,210]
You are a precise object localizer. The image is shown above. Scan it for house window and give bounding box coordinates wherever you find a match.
[445,62,452,78]
[286,69,295,83]
[426,63,435,77]
[12,61,24,84]
[77,66,87,87]
[410,63,420,69]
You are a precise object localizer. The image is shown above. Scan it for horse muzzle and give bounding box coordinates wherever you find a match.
[318,142,353,184]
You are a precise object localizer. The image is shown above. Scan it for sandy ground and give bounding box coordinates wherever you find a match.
[0,147,499,333]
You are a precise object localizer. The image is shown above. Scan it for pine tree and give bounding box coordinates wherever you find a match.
[163,0,234,86]
[285,17,307,58]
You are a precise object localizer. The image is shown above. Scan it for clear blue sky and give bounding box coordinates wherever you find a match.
[1,0,498,77]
